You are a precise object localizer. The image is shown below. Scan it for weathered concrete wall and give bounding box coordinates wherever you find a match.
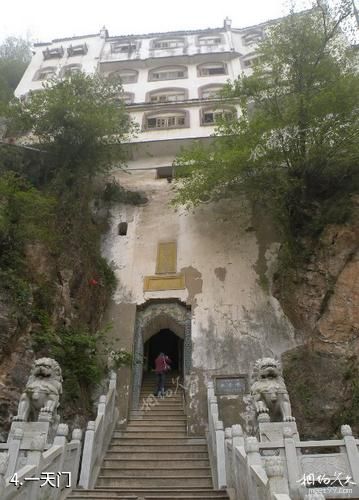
[102,167,298,434]
[102,301,137,429]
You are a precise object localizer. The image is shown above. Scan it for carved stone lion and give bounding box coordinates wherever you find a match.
[250,358,295,422]
[13,358,63,423]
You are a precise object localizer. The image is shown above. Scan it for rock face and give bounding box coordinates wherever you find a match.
[274,200,359,437]
[0,242,110,440]
[274,209,359,356]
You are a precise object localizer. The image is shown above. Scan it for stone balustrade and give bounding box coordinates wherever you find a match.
[207,380,227,489]
[0,424,82,500]
[0,370,118,499]
[78,370,118,489]
[207,381,359,499]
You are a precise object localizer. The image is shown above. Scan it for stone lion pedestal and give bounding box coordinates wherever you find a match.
[258,419,299,443]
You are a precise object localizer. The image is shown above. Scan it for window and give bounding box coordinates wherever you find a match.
[61,64,82,77]
[242,31,263,46]
[67,43,88,56]
[123,92,134,104]
[152,39,184,49]
[198,63,227,76]
[201,108,235,125]
[149,66,187,81]
[35,67,57,80]
[113,92,134,105]
[145,111,187,130]
[148,88,187,103]
[111,42,137,53]
[198,36,222,46]
[43,46,64,60]
[243,58,258,68]
[111,69,138,84]
[199,84,225,99]
[118,222,128,236]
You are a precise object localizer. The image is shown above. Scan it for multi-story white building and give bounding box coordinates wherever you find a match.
[15,19,297,434]
[15,19,265,150]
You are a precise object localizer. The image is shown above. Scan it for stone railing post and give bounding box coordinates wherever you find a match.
[231,424,244,494]
[6,427,23,478]
[245,437,263,500]
[209,396,219,421]
[97,395,107,456]
[232,424,244,449]
[215,420,226,489]
[108,372,117,419]
[264,456,290,496]
[224,427,233,489]
[70,428,83,488]
[28,434,47,500]
[208,380,215,399]
[0,453,9,496]
[53,424,69,492]
[341,425,359,485]
[245,436,262,467]
[283,425,301,499]
[78,420,95,489]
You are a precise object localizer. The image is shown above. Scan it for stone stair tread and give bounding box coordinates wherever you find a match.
[92,487,226,492]
[103,458,209,461]
[101,467,211,471]
[71,376,228,499]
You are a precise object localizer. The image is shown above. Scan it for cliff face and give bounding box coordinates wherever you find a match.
[0,241,110,440]
[274,198,359,438]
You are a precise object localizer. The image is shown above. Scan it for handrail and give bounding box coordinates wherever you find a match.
[78,371,118,489]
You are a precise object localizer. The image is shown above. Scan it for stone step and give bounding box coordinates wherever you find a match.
[121,424,187,431]
[68,495,137,500]
[104,451,209,460]
[140,393,183,398]
[137,407,184,413]
[115,432,187,439]
[110,438,205,446]
[130,411,185,416]
[107,445,208,453]
[69,496,227,500]
[69,488,227,498]
[143,496,227,500]
[68,496,227,500]
[129,411,187,422]
[128,418,187,423]
[138,401,183,406]
[102,459,210,468]
[100,467,211,478]
[140,392,182,396]
[68,496,137,500]
[96,476,213,488]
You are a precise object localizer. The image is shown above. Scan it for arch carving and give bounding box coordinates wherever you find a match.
[131,301,191,408]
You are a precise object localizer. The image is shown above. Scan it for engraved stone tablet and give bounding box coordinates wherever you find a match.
[215,376,247,395]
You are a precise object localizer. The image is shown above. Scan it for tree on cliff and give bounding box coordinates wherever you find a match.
[0,73,134,416]
[0,37,31,109]
[173,0,359,249]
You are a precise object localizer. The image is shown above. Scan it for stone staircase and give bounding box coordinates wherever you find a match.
[69,374,229,500]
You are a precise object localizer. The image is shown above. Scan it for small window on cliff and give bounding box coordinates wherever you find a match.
[118,222,128,236]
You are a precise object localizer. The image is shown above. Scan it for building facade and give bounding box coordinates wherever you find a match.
[15,19,299,434]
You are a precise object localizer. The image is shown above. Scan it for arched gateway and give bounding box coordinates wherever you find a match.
[131,300,191,408]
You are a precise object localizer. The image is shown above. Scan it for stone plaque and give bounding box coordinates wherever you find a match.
[215,376,247,395]
[300,454,350,477]
[144,274,185,291]
[156,241,177,274]
[259,421,299,443]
